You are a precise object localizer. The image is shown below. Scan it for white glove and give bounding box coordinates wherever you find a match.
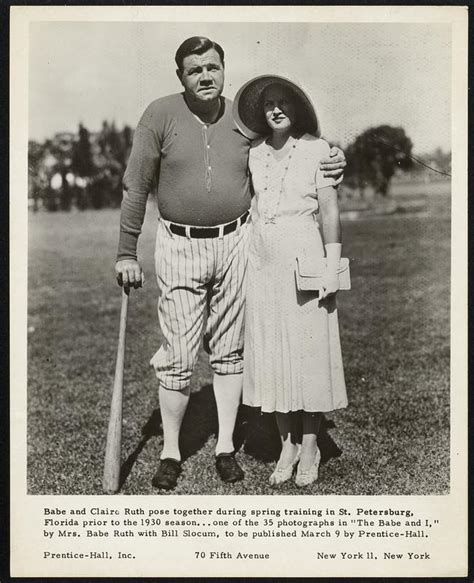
[319,243,341,301]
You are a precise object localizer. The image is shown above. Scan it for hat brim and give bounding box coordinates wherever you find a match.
[233,75,320,140]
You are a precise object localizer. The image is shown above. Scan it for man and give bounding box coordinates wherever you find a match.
[115,36,346,490]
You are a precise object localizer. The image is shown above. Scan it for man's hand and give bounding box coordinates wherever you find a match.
[320,146,346,180]
[115,259,145,290]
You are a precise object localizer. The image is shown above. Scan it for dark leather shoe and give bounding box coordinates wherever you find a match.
[151,458,181,490]
[215,453,244,483]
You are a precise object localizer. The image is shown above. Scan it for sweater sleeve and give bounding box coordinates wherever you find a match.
[117,122,161,261]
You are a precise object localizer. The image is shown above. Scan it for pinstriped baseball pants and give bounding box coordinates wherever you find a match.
[150,217,250,391]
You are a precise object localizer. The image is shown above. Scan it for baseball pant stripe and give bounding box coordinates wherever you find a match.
[151,218,249,390]
[206,222,249,374]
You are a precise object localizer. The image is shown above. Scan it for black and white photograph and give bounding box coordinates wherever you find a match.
[11,5,467,578]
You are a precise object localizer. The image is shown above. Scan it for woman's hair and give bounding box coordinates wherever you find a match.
[175,36,225,72]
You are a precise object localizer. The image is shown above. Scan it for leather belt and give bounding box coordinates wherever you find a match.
[169,211,249,239]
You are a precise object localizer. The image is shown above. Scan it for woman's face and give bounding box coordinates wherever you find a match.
[263,84,297,133]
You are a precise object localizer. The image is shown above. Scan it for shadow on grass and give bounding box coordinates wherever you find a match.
[119,408,164,489]
[240,406,343,464]
[118,385,343,490]
[180,384,218,461]
[119,384,219,489]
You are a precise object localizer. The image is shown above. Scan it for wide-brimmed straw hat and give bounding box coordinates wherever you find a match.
[233,74,320,140]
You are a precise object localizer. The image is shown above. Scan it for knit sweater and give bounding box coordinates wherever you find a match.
[118,93,252,260]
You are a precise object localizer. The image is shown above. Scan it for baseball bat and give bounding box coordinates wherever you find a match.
[103,287,129,493]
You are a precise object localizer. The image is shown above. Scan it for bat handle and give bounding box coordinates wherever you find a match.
[102,287,129,493]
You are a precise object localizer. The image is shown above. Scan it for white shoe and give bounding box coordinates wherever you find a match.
[269,445,301,486]
[295,447,321,487]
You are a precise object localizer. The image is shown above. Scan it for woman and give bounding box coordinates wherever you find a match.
[233,75,348,487]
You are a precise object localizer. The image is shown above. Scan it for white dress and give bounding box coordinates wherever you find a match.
[242,133,348,413]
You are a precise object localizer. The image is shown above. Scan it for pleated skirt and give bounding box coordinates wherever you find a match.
[242,216,348,413]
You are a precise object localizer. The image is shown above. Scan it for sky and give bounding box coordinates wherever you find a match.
[29,21,451,153]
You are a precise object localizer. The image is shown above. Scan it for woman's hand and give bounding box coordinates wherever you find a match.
[319,272,339,301]
[319,241,342,301]
[115,259,145,290]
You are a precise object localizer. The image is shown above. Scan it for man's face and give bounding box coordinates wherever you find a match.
[178,48,225,105]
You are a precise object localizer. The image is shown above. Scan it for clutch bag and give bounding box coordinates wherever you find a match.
[295,255,351,292]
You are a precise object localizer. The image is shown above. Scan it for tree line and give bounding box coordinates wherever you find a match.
[28,122,450,212]
[28,121,133,212]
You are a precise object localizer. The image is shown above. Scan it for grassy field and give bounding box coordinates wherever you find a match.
[27,190,451,495]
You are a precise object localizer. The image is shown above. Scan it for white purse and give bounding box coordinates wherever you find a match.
[295,255,351,292]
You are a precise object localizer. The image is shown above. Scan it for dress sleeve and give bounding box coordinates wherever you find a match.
[314,139,343,192]
[117,122,161,261]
